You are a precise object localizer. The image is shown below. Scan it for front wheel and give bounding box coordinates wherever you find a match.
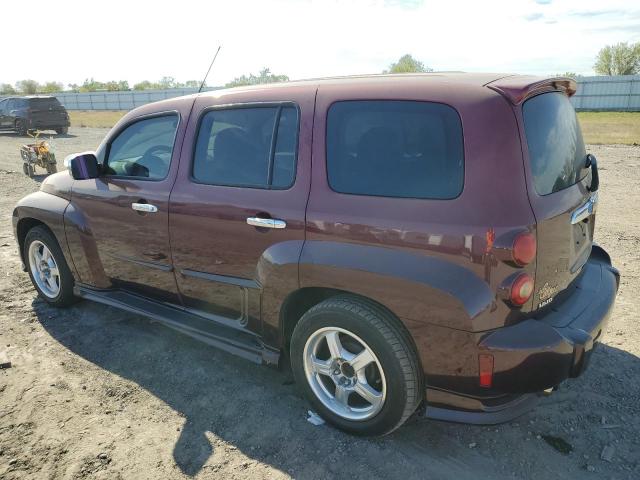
[24,226,77,307]
[55,127,68,135]
[290,296,423,436]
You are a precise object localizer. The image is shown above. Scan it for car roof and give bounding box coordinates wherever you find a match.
[194,72,575,104]
[197,72,512,97]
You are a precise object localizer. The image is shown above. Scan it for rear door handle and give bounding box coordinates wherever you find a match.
[246,217,286,229]
[132,202,158,213]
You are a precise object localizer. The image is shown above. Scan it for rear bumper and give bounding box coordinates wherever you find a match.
[480,246,619,393]
[28,118,70,129]
[422,246,618,424]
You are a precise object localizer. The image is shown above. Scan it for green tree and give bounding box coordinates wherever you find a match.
[41,81,64,93]
[554,72,582,79]
[384,54,433,74]
[133,80,159,90]
[594,42,640,75]
[159,76,177,89]
[225,68,289,88]
[184,80,200,88]
[15,79,40,94]
[0,83,17,94]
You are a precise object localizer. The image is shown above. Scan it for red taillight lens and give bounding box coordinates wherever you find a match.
[512,232,536,266]
[478,354,494,388]
[510,273,534,306]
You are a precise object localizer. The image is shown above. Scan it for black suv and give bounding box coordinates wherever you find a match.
[0,96,70,135]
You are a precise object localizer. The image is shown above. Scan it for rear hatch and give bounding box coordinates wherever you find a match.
[28,97,68,125]
[520,91,596,310]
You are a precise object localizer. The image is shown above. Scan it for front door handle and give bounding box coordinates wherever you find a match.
[246,217,286,229]
[132,202,158,213]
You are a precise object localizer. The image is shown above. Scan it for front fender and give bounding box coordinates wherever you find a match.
[12,191,77,279]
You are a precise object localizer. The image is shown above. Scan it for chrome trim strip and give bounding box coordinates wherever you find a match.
[571,193,598,225]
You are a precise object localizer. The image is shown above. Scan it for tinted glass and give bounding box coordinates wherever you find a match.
[28,97,62,109]
[326,101,464,199]
[272,106,298,188]
[193,106,298,188]
[522,92,587,195]
[106,114,178,179]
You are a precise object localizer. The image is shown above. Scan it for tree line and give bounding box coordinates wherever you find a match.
[2,43,638,96]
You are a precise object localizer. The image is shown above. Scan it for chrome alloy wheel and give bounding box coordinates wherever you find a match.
[28,240,61,298]
[303,327,387,421]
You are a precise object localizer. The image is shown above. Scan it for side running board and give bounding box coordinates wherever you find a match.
[74,285,279,365]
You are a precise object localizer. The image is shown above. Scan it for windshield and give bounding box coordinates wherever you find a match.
[522,92,587,196]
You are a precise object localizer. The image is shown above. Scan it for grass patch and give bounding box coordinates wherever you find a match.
[578,112,640,145]
[68,110,127,128]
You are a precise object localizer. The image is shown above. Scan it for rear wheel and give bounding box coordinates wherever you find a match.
[15,119,28,136]
[46,163,57,174]
[55,127,68,135]
[290,295,423,436]
[24,226,77,307]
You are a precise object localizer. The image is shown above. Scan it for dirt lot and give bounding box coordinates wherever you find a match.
[0,129,638,479]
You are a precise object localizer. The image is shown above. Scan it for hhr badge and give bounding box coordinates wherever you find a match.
[538,282,558,302]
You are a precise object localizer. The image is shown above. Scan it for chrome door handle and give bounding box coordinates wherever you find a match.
[246,217,286,229]
[131,203,158,213]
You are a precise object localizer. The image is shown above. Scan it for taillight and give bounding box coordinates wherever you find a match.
[478,354,494,388]
[512,232,536,266]
[510,273,534,306]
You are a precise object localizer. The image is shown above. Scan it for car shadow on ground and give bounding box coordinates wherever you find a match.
[32,297,640,479]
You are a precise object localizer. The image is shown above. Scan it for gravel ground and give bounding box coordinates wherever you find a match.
[0,129,638,479]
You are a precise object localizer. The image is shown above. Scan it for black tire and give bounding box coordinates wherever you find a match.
[290,295,423,436]
[46,163,57,174]
[22,163,29,176]
[15,119,28,136]
[55,127,68,135]
[26,164,34,177]
[24,225,77,307]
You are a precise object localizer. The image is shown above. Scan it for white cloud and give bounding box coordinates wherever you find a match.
[1,0,638,87]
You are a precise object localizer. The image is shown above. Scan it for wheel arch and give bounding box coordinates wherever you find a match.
[12,192,76,279]
[16,217,49,262]
[278,287,423,371]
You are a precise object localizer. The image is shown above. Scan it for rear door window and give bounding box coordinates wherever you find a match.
[522,92,587,196]
[193,105,298,189]
[326,100,464,199]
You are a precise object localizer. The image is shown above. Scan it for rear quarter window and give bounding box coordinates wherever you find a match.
[522,92,587,196]
[326,100,464,199]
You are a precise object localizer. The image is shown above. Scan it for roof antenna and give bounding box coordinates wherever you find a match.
[198,45,222,93]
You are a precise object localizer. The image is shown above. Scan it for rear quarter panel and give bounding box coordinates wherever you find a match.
[301,79,537,379]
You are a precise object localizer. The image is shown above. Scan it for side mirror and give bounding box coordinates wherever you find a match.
[65,152,100,180]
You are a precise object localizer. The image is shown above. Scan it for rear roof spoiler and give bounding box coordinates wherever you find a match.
[486,76,577,105]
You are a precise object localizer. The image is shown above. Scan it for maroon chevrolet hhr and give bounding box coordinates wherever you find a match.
[13,74,619,435]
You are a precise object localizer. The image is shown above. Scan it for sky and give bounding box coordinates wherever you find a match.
[1,0,639,88]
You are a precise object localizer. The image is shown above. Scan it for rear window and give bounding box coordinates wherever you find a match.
[522,92,587,195]
[28,97,62,109]
[326,101,464,199]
